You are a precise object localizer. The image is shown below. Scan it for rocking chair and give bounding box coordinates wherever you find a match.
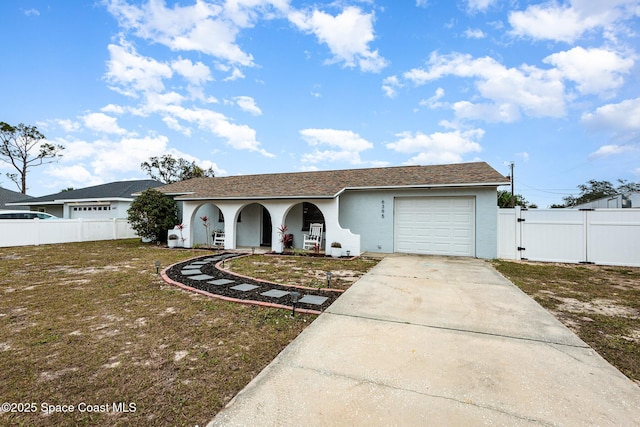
[212,231,225,247]
[302,223,323,250]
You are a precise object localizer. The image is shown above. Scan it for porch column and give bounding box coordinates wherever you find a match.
[181,201,200,248]
[261,202,293,253]
[217,204,243,250]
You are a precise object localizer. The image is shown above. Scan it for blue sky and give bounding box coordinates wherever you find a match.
[1,0,639,207]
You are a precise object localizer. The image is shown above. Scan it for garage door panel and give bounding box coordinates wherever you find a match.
[394,197,475,257]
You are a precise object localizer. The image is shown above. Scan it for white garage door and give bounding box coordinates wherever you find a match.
[394,197,475,256]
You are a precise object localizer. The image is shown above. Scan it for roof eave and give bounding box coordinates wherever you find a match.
[171,181,510,201]
[334,181,511,196]
[175,194,334,201]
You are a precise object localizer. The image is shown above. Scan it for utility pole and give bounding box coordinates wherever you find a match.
[509,161,515,207]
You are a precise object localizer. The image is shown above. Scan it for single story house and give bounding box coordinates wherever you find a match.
[157,162,509,258]
[7,179,163,219]
[0,187,33,210]
[570,192,640,209]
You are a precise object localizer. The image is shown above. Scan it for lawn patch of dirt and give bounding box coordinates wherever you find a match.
[493,260,640,386]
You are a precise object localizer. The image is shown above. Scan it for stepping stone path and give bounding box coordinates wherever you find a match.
[164,252,341,313]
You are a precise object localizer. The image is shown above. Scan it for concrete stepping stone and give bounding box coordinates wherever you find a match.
[181,269,203,275]
[299,295,328,305]
[208,278,235,286]
[261,289,289,299]
[189,274,214,281]
[182,264,202,269]
[231,283,259,292]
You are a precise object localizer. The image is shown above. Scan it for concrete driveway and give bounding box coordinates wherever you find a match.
[209,254,640,426]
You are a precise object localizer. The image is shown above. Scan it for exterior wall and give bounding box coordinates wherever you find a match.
[338,186,499,259]
[180,198,361,255]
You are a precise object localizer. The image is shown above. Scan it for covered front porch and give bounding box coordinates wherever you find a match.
[176,198,361,256]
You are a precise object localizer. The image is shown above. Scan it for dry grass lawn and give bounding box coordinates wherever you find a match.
[493,260,640,386]
[222,254,379,290]
[0,240,329,426]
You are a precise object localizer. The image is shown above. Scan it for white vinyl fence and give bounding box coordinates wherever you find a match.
[0,218,138,248]
[498,207,640,267]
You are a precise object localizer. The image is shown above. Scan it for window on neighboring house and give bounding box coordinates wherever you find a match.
[302,202,324,231]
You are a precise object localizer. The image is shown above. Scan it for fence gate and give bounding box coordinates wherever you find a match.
[511,208,640,267]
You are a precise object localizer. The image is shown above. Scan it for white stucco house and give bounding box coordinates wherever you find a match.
[7,180,163,219]
[156,162,509,258]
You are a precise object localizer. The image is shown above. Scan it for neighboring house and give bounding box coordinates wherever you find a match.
[0,187,33,210]
[157,162,509,258]
[571,192,640,209]
[6,180,163,219]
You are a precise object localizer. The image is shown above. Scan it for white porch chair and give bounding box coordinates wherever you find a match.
[212,231,225,247]
[302,223,323,250]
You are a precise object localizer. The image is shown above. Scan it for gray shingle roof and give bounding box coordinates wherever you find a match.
[158,162,509,200]
[11,180,163,205]
[0,187,33,209]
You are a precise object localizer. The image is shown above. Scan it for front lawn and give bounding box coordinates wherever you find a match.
[222,254,379,290]
[0,240,328,426]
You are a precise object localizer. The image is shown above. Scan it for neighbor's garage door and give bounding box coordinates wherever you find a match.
[394,197,475,256]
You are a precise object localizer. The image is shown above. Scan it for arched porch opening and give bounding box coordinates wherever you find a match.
[283,202,326,250]
[190,202,225,247]
[236,202,272,249]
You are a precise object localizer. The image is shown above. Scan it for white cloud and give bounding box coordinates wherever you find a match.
[452,101,521,123]
[171,58,212,85]
[463,28,486,39]
[386,128,483,164]
[419,87,446,109]
[544,47,634,96]
[105,40,173,97]
[289,6,388,73]
[508,1,640,43]
[300,128,373,165]
[234,96,262,115]
[23,8,40,17]
[582,97,640,157]
[81,113,127,135]
[55,119,81,133]
[382,75,401,98]
[45,165,104,189]
[101,104,126,114]
[582,97,640,132]
[90,135,170,176]
[105,0,261,67]
[158,105,273,157]
[589,144,637,158]
[403,52,565,122]
[466,0,498,12]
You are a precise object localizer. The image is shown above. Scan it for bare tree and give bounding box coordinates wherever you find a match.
[0,122,64,194]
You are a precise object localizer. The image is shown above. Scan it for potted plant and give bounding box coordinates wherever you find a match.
[167,233,179,248]
[330,241,342,258]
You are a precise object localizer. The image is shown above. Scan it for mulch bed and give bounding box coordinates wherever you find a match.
[164,253,342,312]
